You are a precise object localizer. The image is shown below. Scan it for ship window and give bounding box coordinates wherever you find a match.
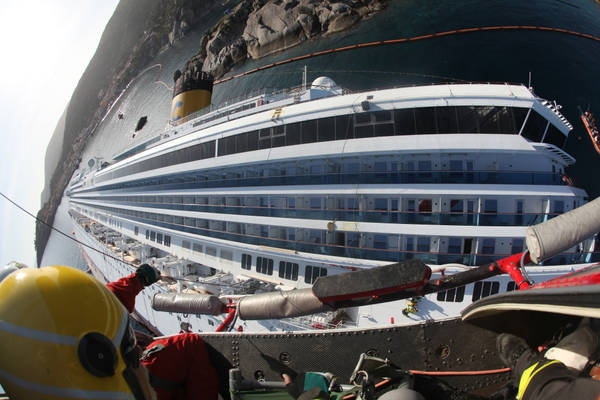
[150,231,156,241]
[310,198,321,209]
[134,226,139,236]
[497,107,515,134]
[472,282,482,301]
[145,230,150,240]
[418,199,432,213]
[457,106,479,133]
[156,233,163,244]
[448,238,462,254]
[305,265,327,284]
[436,107,458,133]
[247,130,259,151]
[544,124,566,148]
[241,253,252,270]
[318,117,335,142]
[395,109,415,135]
[301,120,318,143]
[347,232,360,247]
[521,110,548,142]
[374,123,394,136]
[484,199,497,213]
[355,124,374,138]
[374,110,392,122]
[206,247,217,257]
[417,237,430,252]
[335,115,353,139]
[236,132,248,153]
[437,285,466,302]
[553,200,564,214]
[374,234,388,249]
[256,257,273,275]
[478,106,501,134]
[507,281,517,292]
[374,198,387,210]
[164,235,171,247]
[511,238,524,254]
[481,239,495,255]
[221,250,233,261]
[355,112,371,124]
[182,240,191,250]
[415,107,436,134]
[450,199,463,212]
[279,261,299,281]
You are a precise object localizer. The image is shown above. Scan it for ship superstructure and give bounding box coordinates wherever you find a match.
[67,76,596,334]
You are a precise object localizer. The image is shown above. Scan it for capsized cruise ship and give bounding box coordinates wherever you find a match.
[67,69,597,335]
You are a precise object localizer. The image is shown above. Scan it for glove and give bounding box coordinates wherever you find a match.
[545,318,598,371]
[136,264,161,286]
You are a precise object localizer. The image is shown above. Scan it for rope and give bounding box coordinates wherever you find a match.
[215,26,600,85]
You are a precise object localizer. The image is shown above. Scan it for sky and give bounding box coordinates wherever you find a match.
[0,1,120,267]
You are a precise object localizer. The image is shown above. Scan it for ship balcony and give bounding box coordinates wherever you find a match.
[109,201,554,227]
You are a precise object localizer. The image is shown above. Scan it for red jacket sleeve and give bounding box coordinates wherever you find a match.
[106,273,144,313]
[141,333,219,400]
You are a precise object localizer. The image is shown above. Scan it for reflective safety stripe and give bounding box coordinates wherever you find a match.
[112,308,129,349]
[517,360,561,400]
[0,368,133,399]
[0,319,78,346]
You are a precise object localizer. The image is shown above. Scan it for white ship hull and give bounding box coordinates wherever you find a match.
[68,79,597,335]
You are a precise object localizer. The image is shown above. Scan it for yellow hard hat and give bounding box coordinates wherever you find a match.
[0,266,142,399]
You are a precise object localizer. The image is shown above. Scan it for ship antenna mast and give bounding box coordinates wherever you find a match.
[528,71,532,90]
[303,65,307,91]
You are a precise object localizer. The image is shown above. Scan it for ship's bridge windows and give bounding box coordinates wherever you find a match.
[279,261,299,281]
[256,257,274,275]
[544,124,566,148]
[241,253,252,270]
[305,265,327,284]
[472,281,500,301]
[156,233,163,244]
[164,235,171,247]
[521,110,549,143]
[436,285,465,302]
[506,281,517,292]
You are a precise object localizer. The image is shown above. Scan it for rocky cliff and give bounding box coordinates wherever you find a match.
[196,0,387,78]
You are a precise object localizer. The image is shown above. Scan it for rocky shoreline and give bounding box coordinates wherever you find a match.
[36,0,387,265]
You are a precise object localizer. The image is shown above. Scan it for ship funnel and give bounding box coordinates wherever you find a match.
[170,68,214,124]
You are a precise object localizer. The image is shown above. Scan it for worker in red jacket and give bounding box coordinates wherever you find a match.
[107,264,220,400]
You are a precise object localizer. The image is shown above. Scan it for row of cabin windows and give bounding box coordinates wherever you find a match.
[436,280,501,302]
[97,205,526,257]
[96,106,564,184]
[99,195,569,217]
[243,254,326,283]
[217,107,565,157]
[144,229,171,247]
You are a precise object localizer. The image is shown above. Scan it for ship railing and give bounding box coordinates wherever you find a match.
[169,80,528,130]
